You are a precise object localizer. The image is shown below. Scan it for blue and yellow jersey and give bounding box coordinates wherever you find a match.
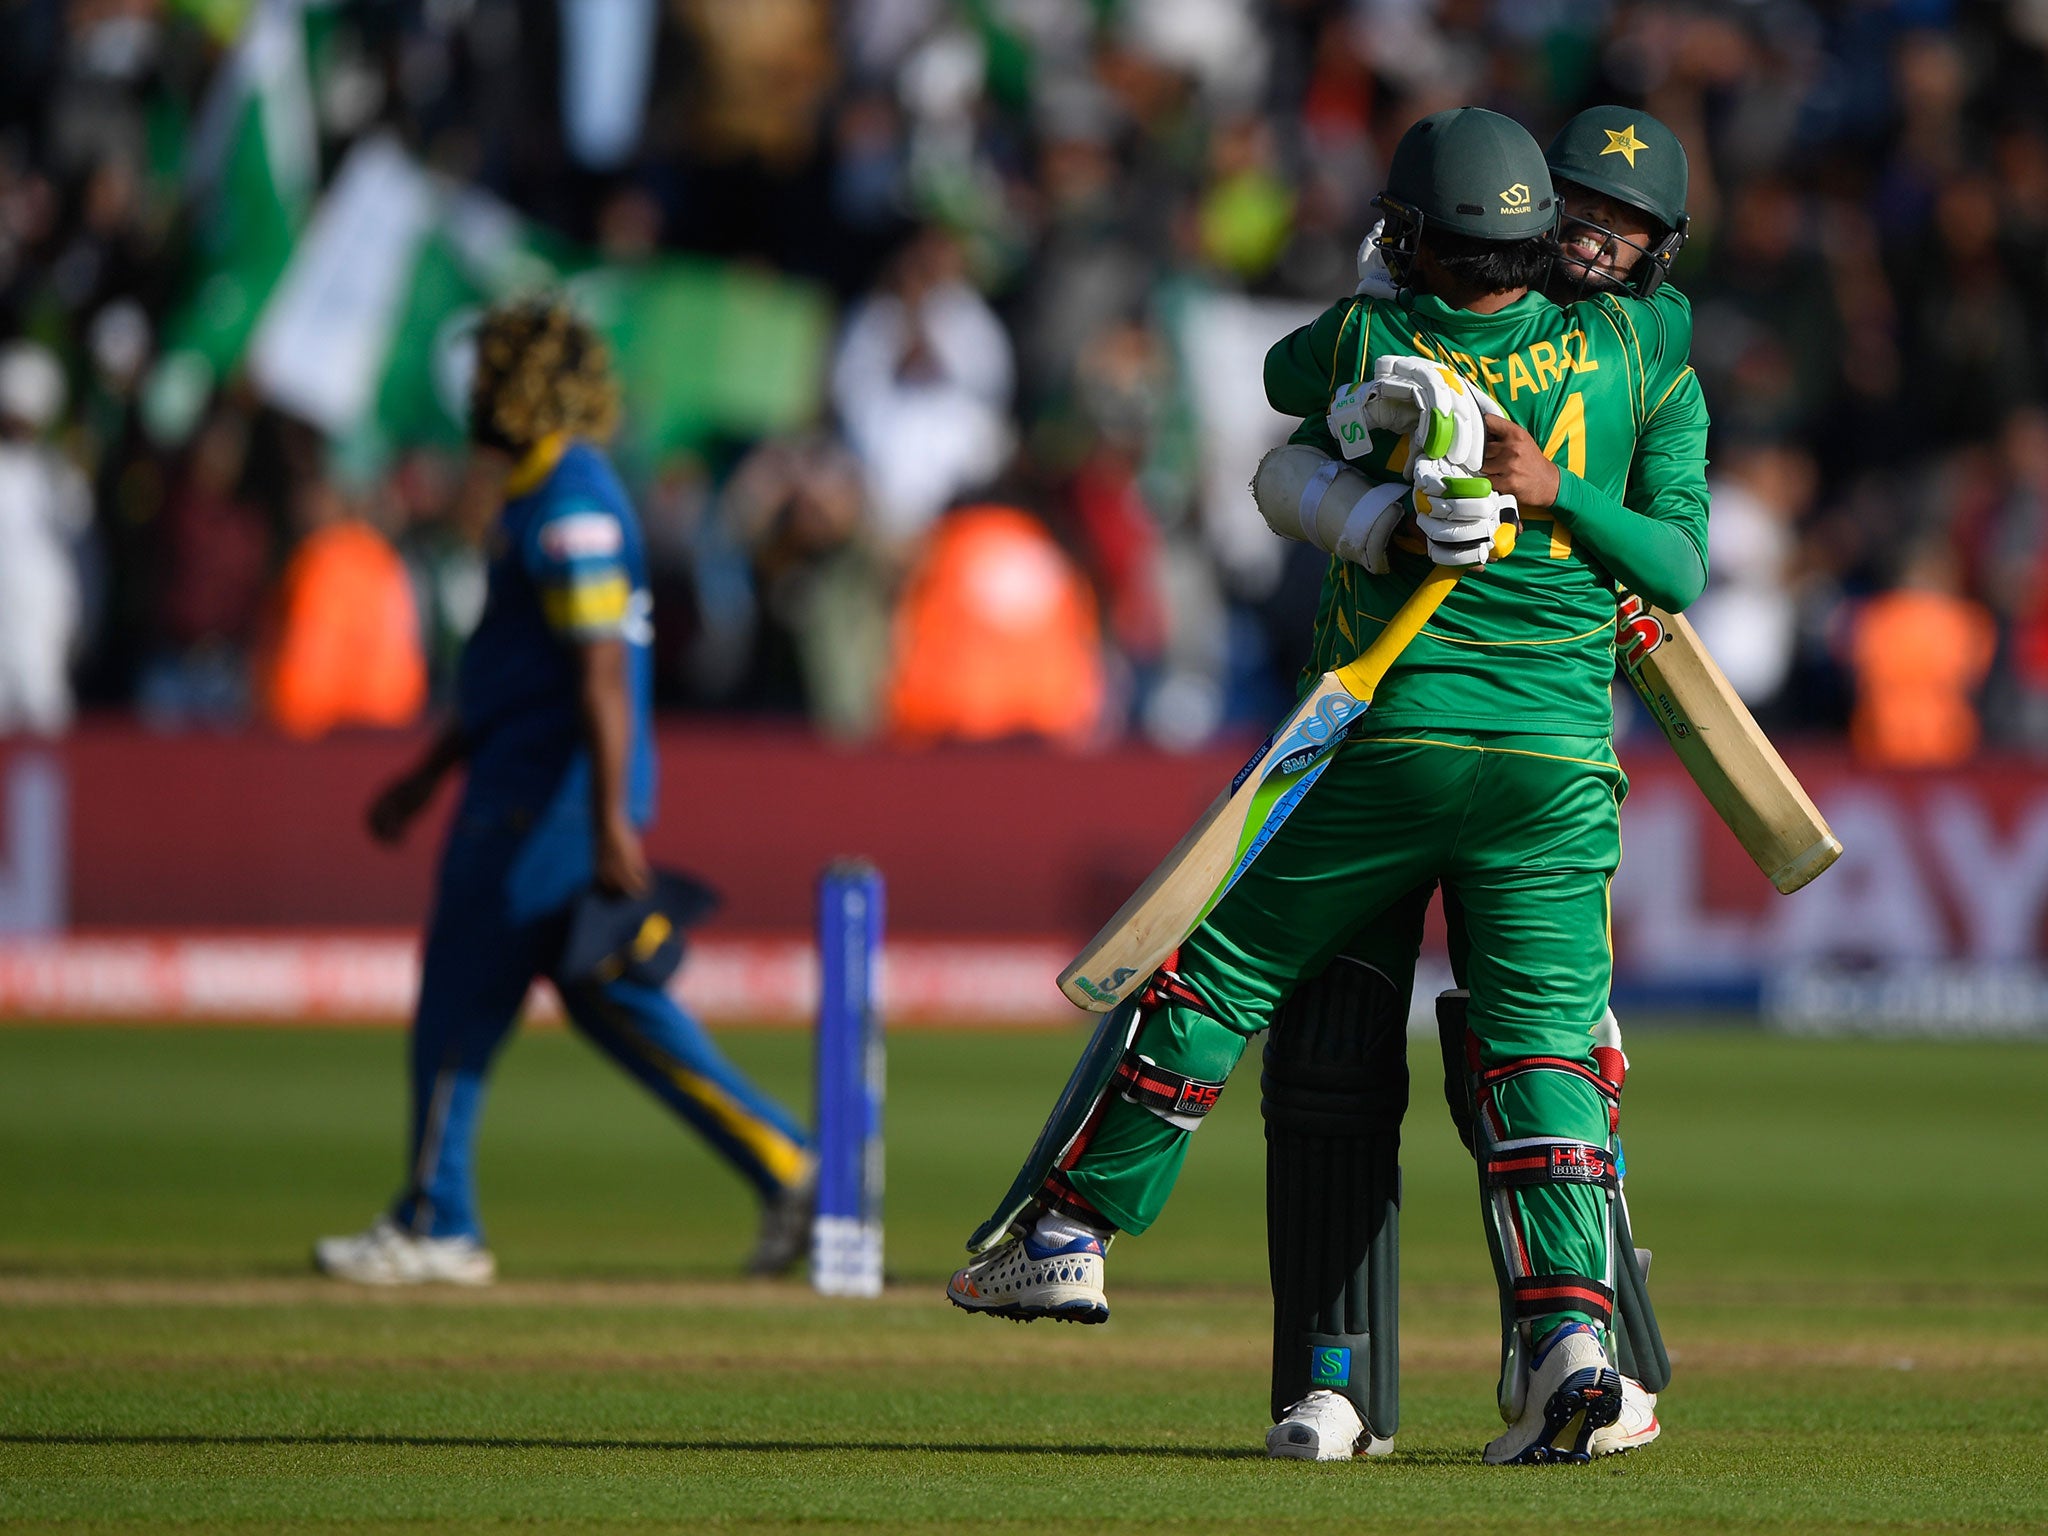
[456,436,656,826]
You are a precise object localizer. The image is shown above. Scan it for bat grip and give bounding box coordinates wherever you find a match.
[1331,519,1518,700]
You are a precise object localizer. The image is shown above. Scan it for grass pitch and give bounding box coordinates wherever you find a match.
[1,1022,2044,1532]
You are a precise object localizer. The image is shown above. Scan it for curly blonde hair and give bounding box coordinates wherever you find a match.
[468,295,621,452]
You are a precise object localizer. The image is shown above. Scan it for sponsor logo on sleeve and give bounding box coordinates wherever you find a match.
[539,510,624,561]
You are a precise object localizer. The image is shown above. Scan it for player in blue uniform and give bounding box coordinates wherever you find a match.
[316,297,815,1284]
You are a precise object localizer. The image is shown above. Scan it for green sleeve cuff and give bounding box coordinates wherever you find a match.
[1550,467,1707,610]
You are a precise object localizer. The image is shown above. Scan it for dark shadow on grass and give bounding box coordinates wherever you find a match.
[0,1432,1268,1460]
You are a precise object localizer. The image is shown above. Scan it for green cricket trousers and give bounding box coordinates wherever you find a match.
[1062,729,1627,1335]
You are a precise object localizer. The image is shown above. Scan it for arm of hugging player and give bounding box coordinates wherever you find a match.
[1477,414,1562,511]
[1479,401,1709,611]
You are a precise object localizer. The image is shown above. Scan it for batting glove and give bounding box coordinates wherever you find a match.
[1413,476,1516,568]
[1328,356,1489,477]
[1354,219,1400,300]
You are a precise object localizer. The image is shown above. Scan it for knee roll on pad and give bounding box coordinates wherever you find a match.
[1264,956,1408,1438]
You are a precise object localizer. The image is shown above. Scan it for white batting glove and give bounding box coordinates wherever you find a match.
[1413,476,1515,568]
[1365,356,1490,479]
[1325,356,1480,466]
[1354,219,1400,299]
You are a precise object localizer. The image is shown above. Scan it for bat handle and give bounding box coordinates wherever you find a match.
[1331,516,1517,700]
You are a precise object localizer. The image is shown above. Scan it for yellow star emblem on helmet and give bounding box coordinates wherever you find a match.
[1601,124,1648,168]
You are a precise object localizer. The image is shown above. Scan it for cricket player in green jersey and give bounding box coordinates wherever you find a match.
[1258,106,1703,1463]
[950,107,1707,1466]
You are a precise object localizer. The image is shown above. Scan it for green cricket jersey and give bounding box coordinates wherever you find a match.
[1265,287,1709,736]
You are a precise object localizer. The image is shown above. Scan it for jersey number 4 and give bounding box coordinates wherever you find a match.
[1519,390,1586,560]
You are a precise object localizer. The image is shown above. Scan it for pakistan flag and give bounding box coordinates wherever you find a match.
[240,136,831,465]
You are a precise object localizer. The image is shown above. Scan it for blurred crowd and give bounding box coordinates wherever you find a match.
[5,0,2048,766]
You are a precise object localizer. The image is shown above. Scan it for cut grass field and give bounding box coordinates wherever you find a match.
[2,1023,2045,1532]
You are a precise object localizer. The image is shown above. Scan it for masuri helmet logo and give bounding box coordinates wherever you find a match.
[1499,182,1532,212]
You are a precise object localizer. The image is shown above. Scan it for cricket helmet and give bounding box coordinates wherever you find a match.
[1372,108,1557,284]
[1545,106,1690,297]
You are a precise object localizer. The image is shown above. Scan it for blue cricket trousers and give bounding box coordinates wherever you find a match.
[393,803,811,1240]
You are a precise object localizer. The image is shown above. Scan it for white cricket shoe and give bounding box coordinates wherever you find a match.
[313,1216,497,1286]
[946,1230,1108,1323]
[1483,1322,1622,1465]
[1589,1375,1660,1456]
[1267,1390,1394,1460]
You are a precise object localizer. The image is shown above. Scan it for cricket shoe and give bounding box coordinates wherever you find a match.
[313,1216,496,1286]
[1267,1390,1394,1460]
[746,1158,818,1277]
[1482,1322,1621,1465]
[946,1231,1108,1324]
[1589,1375,1660,1457]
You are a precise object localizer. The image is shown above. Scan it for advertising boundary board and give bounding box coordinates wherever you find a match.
[5,727,2048,1033]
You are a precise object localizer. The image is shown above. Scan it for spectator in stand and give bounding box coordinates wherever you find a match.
[721,432,890,735]
[1846,542,1997,770]
[0,340,91,734]
[139,402,270,725]
[830,226,1014,550]
[14,0,2048,755]
[883,501,1104,747]
[257,473,426,740]
[389,450,487,708]
[1689,441,1814,710]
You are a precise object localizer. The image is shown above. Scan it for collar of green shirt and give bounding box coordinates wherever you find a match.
[1402,289,1553,335]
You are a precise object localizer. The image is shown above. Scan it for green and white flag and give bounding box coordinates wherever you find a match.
[146,0,320,442]
[244,136,833,465]
[248,134,435,434]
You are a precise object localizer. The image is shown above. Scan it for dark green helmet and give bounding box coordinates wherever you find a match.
[1546,106,1690,297]
[1373,108,1557,286]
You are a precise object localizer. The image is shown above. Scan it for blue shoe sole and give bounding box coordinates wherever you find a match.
[945,1289,1108,1325]
[1502,1365,1623,1465]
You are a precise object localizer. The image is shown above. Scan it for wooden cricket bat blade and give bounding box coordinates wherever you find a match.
[1058,534,1511,1011]
[1623,607,1841,896]
[1057,674,1363,1010]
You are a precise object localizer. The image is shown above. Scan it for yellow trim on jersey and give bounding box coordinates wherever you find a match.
[1645,365,1695,423]
[1331,301,1364,393]
[1607,297,1650,419]
[1363,736,1623,773]
[541,574,630,634]
[1347,605,1617,649]
[505,433,570,497]
[1588,299,1646,426]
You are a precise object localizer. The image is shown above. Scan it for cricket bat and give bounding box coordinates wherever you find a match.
[1620,601,1841,894]
[1059,511,1516,1012]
